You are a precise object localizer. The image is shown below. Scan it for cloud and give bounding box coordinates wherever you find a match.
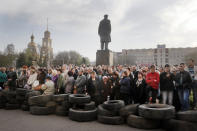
[0,0,197,61]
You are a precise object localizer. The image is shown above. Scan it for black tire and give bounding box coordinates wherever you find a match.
[16,95,25,101]
[26,91,41,99]
[103,100,125,112]
[7,91,16,98]
[30,106,54,115]
[176,110,197,123]
[69,108,97,122]
[28,95,53,106]
[97,115,124,125]
[69,94,91,104]
[119,104,139,119]
[55,105,69,116]
[62,101,72,110]
[5,103,20,110]
[127,114,161,129]
[8,99,18,104]
[139,104,175,120]
[53,94,69,103]
[45,101,57,113]
[73,101,96,111]
[162,119,197,131]
[98,104,119,117]
[16,88,27,96]
[84,101,96,111]
[21,104,29,111]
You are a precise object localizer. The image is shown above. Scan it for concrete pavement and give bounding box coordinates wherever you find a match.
[0,109,164,131]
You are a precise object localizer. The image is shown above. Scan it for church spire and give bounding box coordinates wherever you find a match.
[31,34,34,42]
[47,18,48,31]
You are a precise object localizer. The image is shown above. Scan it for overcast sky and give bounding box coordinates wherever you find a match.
[0,0,197,61]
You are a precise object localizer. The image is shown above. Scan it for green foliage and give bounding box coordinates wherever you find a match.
[53,51,90,66]
[0,53,17,67]
[16,49,38,68]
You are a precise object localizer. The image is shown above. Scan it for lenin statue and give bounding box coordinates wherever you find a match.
[98,14,111,50]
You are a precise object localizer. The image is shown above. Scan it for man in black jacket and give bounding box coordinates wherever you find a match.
[160,64,174,105]
[86,71,104,106]
[175,63,192,111]
[7,67,17,91]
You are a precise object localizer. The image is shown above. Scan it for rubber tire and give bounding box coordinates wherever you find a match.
[84,101,96,111]
[26,91,41,99]
[97,115,124,125]
[7,91,16,98]
[69,108,97,122]
[103,100,125,112]
[127,114,161,129]
[21,104,29,111]
[62,101,72,109]
[119,104,139,119]
[69,94,91,104]
[16,88,27,96]
[139,104,175,120]
[176,110,197,123]
[8,99,18,104]
[28,95,53,106]
[16,95,25,101]
[53,94,69,102]
[98,104,119,117]
[55,105,69,116]
[5,103,20,110]
[162,119,197,131]
[30,106,54,115]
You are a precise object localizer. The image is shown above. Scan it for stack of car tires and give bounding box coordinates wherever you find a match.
[28,95,56,115]
[21,90,41,111]
[0,90,8,108]
[53,94,70,116]
[97,100,125,125]
[68,94,97,122]
[126,104,175,130]
[15,88,29,111]
[5,91,20,110]
[162,110,197,131]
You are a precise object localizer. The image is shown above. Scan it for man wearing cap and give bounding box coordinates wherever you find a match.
[146,65,160,103]
[175,63,192,111]
[160,64,175,105]
[98,14,111,50]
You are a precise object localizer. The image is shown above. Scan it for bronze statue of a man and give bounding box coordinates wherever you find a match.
[98,14,111,50]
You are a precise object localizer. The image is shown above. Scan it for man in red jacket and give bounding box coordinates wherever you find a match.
[146,65,160,103]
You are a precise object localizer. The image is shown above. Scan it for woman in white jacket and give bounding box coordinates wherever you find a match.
[24,68,38,89]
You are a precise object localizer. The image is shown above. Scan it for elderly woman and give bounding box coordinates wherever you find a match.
[64,71,75,94]
[52,69,58,91]
[101,76,112,101]
[24,67,37,90]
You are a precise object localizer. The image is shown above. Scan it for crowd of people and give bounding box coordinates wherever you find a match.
[0,59,197,111]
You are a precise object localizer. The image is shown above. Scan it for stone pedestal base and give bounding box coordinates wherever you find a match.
[96,50,113,66]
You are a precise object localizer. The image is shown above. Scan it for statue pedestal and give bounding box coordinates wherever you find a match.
[96,50,113,66]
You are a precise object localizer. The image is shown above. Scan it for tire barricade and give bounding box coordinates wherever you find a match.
[0,89,197,131]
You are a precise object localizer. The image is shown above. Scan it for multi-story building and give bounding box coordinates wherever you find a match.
[114,44,197,66]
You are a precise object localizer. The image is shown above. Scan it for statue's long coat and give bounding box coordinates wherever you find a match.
[98,19,111,42]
